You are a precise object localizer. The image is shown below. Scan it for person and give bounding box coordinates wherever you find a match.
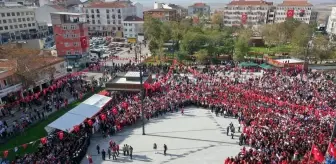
[87,154,93,164]
[123,144,126,156]
[227,126,230,136]
[163,144,167,156]
[126,144,129,156]
[153,143,157,154]
[129,145,133,159]
[112,145,117,160]
[116,144,119,156]
[107,148,111,159]
[181,107,184,115]
[96,144,100,154]
[101,149,106,161]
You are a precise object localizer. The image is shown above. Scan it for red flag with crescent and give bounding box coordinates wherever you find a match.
[287,9,294,18]
[80,36,88,49]
[241,13,247,24]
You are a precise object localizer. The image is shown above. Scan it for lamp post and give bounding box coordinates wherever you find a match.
[139,64,145,135]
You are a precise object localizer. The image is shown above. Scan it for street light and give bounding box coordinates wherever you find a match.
[139,64,145,135]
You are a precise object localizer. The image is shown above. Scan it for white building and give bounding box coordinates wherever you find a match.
[188,3,210,17]
[274,0,317,24]
[154,2,187,19]
[84,1,143,37]
[0,3,39,43]
[223,0,275,27]
[326,7,336,34]
[122,16,143,39]
[34,4,66,26]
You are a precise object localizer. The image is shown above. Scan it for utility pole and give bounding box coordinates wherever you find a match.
[139,64,145,135]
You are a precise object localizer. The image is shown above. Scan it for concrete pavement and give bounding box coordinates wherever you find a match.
[82,107,242,164]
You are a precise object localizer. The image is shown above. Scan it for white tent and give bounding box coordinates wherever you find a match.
[45,94,112,133]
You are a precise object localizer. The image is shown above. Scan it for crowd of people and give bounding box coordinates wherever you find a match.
[3,61,336,163]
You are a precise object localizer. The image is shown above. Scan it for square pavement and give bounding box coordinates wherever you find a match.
[82,107,243,164]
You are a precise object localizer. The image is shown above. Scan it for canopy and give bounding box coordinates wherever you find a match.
[239,62,259,67]
[45,94,112,133]
[259,63,273,69]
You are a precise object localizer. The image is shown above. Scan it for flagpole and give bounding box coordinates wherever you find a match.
[308,142,314,163]
[326,120,336,157]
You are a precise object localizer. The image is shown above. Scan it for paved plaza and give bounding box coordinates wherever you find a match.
[82,107,242,164]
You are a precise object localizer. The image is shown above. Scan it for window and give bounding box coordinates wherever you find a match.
[27,18,30,21]
[0,27,2,30]
[124,23,127,26]
[64,42,70,47]
[129,28,132,32]
[96,9,99,13]
[23,24,27,27]
[28,23,31,27]
[9,25,13,29]
[107,20,110,24]
[92,20,95,24]
[118,9,121,13]
[21,12,24,15]
[18,18,21,22]
[62,25,67,30]
[14,25,18,29]
[118,20,121,24]
[86,9,88,13]
[107,15,110,19]
[13,19,16,23]
[75,51,80,54]
[1,13,5,17]
[31,17,34,21]
[0,20,1,24]
[32,23,35,26]
[19,24,22,28]
[72,34,77,38]
[73,42,79,46]
[66,51,72,55]
[6,13,10,16]
[26,12,29,15]
[91,15,95,18]
[8,19,12,23]
[16,12,20,16]
[113,21,115,24]
[118,15,121,19]
[128,23,131,26]
[118,27,121,31]
[106,9,110,13]
[98,20,101,24]
[97,14,100,18]
[3,80,7,86]
[4,26,8,30]
[112,15,115,19]
[124,28,127,31]
[91,9,94,13]
[3,20,6,23]
[63,34,68,38]
[11,12,15,16]
[71,25,75,29]
[112,27,116,30]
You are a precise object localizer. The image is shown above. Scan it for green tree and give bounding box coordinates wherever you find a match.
[262,24,286,47]
[291,23,313,57]
[180,31,208,55]
[211,12,223,28]
[234,28,252,61]
[194,49,208,63]
[311,34,335,63]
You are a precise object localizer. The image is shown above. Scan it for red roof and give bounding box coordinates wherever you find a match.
[86,1,130,8]
[278,0,312,6]
[227,0,273,6]
[192,3,206,7]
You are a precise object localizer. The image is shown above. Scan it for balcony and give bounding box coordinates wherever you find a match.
[0,83,22,98]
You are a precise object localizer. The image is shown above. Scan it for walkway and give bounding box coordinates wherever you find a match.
[82,107,242,164]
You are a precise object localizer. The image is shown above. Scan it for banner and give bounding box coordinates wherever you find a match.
[299,10,305,17]
[80,36,88,49]
[241,13,247,24]
[287,9,294,18]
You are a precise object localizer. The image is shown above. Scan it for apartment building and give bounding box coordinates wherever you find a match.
[154,2,187,20]
[274,0,317,24]
[0,3,38,43]
[326,7,336,35]
[84,1,143,37]
[51,12,89,64]
[123,16,144,39]
[223,0,275,27]
[188,3,211,17]
[144,8,178,22]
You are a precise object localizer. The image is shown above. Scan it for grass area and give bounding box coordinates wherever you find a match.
[249,45,292,55]
[0,89,101,159]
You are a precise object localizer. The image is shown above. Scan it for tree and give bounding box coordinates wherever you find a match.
[311,34,335,63]
[291,23,313,57]
[194,49,208,63]
[180,31,208,55]
[262,24,287,47]
[234,28,252,61]
[211,12,223,28]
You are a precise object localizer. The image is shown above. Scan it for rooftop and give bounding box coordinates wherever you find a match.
[278,0,313,6]
[86,1,131,8]
[124,16,144,22]
[190,3,208,7]
[51,12,84,15]
[46,4,67,11]
[227,0,273,6]
[146,8,176,12]
[275,58,304,64]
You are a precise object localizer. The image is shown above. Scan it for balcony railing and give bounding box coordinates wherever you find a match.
[0,83,23,98]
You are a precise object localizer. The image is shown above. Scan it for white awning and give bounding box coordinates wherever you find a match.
[45,94,112,133]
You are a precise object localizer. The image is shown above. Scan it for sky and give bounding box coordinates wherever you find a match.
[135,0,336,8]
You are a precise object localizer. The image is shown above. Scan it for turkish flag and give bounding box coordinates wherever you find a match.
[40,137,47,145]
[328,142,336,158]
[311,144,325,163]
[241,13,247,24]
[80,36,88,49]
[287,9,294,18]
[58,131,64,140]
